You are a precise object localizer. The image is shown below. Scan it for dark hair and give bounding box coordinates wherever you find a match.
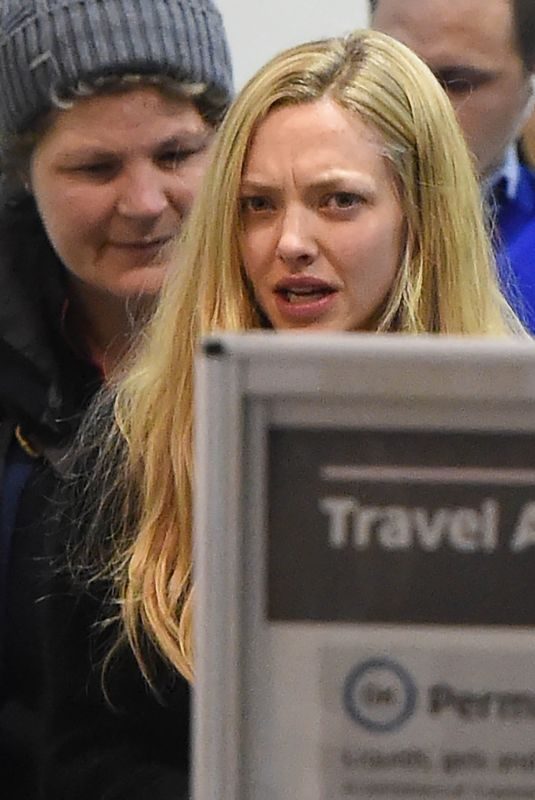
[512,0,535,71]
[370,1,535,72]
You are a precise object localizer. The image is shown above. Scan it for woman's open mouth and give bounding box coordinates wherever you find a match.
[274,277,338,320]
[280,286,335,304]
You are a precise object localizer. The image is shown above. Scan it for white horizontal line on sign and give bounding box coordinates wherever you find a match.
[321,465,535,486]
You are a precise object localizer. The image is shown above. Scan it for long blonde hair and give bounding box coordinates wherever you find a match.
[91,30,523,684]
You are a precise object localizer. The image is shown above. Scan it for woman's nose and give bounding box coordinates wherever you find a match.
[275,205,318,267]
[116,166,169,219]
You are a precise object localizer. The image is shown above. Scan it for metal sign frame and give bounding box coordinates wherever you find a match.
[193,333,535,800]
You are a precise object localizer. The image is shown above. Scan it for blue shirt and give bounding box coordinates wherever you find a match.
[489,147,535,332]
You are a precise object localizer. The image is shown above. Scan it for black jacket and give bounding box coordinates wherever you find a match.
[0,191,189,799]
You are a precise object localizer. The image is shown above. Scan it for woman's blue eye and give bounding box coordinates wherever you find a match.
[329,192,360,208]
[240,196,274,212]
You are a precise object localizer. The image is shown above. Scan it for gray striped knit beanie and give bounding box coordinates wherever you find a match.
[0,0,234,136]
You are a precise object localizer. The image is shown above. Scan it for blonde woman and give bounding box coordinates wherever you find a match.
[45,30,523,797]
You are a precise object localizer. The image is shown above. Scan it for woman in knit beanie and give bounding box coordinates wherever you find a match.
[0,1,232,797]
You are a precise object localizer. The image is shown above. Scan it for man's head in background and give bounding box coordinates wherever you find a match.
[370,0,535,178]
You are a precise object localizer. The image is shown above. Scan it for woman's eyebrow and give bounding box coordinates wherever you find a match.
[305,173,376,192]
[241,170,375,192]
[153,132,210,150]
[55,147,116,164]
[240,177,276,191]
[56,131,212,163]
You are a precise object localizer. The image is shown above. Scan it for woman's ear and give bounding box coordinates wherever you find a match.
[521,74,535,123]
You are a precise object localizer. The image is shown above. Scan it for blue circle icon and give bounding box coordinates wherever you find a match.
[343,657,417,733]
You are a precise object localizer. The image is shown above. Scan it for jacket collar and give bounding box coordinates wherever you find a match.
[486,145,521,201]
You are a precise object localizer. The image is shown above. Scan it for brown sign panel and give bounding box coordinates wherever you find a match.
[268,429,535,625]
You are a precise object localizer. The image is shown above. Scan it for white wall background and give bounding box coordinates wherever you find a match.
[216,1,370,88]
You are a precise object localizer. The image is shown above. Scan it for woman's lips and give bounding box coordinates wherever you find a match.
[108,237,174,265]
[273,277,338,321]
[110,236,172,250]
